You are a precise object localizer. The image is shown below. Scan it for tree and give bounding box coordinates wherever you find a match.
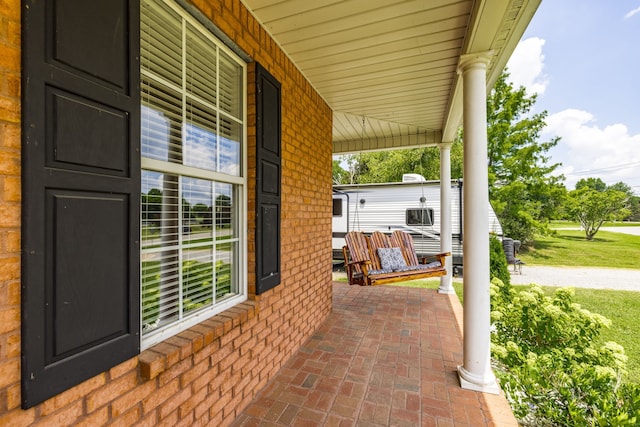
[332,159,350,184]
[627,195,640,221]
[332,154,362,184]
[567,187,629,240]
[609,182,640,221]
[481,71,565,244]
[608,181,634,196]
[142,188,163,228]
[192,203,212,226]
[575,177,607,192]
[355,148,440,183]
[333,141,464,185]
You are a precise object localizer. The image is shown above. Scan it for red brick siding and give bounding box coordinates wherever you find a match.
[0,0,333,425]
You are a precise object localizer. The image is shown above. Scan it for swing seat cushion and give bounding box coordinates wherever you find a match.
[393,261,442,272]
[377,247,407,270]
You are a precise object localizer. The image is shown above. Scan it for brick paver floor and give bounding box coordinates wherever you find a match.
[233,282,517,426]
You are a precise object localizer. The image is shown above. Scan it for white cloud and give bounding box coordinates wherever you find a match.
[624,6,640,19]
[506,37,549,96]
[543,109,640,190]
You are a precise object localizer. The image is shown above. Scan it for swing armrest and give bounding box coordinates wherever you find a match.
[347,259,371,267]
[419,252,451,265]
[347,259,372,274]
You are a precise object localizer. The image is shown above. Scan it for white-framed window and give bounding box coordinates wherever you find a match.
[405,208,434,226]
[140,0,247,349]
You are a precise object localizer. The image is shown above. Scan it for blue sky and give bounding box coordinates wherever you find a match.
[506,1,640,193]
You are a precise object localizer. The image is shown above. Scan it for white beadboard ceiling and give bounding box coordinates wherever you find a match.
[241,0,541,153]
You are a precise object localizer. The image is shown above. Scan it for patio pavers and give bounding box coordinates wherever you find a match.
[233,282,517,426]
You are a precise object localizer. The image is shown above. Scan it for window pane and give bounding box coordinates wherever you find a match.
[141,1,182,87]
[218,116,241,176]
[333,198,342,216]
[215,183,234,237]
[182,177,213,240]
[183,246,214,314]
[216,241,237,300]
[186,23,218,105]
[141,170,181,332]
[141,83,183,163]
[219,51,242,119]
[184,101,218,171]
[142,251,180,332]
[142,171,180,248]
[406,208,434,226]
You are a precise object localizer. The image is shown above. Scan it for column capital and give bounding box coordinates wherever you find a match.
[438,141,454,149]
[457,51,494,74]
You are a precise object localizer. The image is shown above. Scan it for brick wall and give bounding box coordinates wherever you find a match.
[0,0,23,422]
[0,0,334,425]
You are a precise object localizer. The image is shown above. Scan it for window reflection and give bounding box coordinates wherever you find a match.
[215,183,234,238]
[141,105,170,162]
[182,177,213,239]
[184,121,240,175]
[142,103,240,176]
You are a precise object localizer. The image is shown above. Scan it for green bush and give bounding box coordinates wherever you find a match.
[490,278,640,426]
[489,234,510,286]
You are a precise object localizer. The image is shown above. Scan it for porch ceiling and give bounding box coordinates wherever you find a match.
[241,0,541,154]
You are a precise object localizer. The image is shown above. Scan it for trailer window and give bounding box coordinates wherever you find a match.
[406,208,434,226]
[333,199,343,217]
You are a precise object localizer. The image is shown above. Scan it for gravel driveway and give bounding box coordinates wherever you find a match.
[598,226,640,236]
[509,265,640,291]
[510,226,640,291]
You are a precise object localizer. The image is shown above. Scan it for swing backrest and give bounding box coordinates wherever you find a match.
[392,230,420,266]
[368,231,400,271]
[343,231,371,283]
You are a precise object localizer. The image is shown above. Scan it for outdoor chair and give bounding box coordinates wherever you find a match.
[502,237,524,274]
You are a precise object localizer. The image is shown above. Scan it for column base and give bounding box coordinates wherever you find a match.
[438,276,455,294]
[438,285,455,295]
[457,365,500,394]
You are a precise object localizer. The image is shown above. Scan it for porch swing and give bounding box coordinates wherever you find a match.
[341,126,450,286]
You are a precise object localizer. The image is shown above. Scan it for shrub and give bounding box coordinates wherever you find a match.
[489,234,511,286]
[490,278,640,426]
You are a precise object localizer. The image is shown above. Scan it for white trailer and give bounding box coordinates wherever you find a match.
[332,174,503,274]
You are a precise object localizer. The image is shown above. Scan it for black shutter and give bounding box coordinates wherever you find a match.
[21,0,140,408]
[255,64,281,294]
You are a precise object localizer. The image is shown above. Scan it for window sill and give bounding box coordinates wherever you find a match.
[138,301,259,380]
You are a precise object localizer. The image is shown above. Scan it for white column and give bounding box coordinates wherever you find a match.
[438,142,454,294]
[457,53,500,394]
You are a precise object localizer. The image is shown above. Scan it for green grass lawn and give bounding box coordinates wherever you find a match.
[518,229,640,269]
[550,220,640,228]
